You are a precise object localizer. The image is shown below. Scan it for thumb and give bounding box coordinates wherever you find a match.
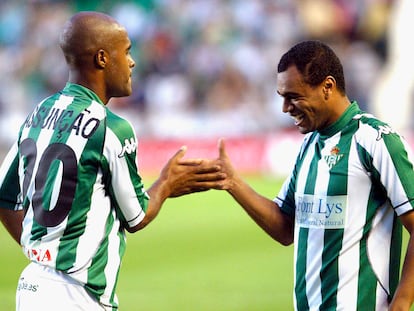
[218,138,227,159]
[171,145,187,161]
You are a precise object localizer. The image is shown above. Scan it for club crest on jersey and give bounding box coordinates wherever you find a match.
[118,137,137,158]
[324,146,343,169]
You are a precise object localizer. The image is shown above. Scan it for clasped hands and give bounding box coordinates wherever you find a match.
[160,139,234,198]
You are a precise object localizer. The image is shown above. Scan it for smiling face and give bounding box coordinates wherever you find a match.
[277,65,338,134]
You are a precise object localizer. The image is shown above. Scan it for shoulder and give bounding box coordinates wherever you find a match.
[353,112,391,131]
[353,113,398,139]
[105,109,136,138]
[353,112,408,155]
[104,109,138,158]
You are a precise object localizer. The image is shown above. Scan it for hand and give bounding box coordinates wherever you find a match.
[159,146,227,198]
[215,138,239,192]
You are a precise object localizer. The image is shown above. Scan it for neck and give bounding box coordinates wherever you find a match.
[68,71,109,104]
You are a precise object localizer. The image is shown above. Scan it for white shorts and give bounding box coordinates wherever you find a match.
[16,262,109,311]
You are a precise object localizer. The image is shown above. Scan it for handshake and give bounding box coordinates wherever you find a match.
[133,138,244,232]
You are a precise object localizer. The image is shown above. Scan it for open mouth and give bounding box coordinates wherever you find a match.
[291,114,304,126]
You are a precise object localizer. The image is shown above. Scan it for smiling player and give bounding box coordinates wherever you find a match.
[215,40,414,310]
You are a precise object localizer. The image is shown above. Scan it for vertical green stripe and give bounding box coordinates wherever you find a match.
[356,192,377,311]
[295,139,321,310]
[109,229,127,307]
[296,228,309,311]
[388,216,402,298]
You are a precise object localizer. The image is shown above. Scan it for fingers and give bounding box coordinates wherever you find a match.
[178,158,204,166]
[194,161,222,174]
[174,138,228,166]
[169,180,227,197]
[173,146,207,166]
[194,171,226,182]
[187,179,228,192]
[174,139,230,174]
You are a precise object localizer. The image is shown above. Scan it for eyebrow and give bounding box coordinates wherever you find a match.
[277,91,301,98]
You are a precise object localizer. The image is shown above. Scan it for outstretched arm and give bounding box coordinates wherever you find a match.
[0,208,24,245]
[216,139,294,245]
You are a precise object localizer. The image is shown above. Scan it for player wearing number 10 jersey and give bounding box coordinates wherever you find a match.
[2,82,149,307]
[0,12,226,310]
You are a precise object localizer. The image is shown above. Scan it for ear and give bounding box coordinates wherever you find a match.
[322,76,335,100]
[94,49,108,69]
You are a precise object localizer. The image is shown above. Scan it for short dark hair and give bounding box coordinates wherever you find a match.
[277,41,346,94]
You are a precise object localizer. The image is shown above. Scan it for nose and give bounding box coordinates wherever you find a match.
[282,99,293,113]
[129,56,135,68]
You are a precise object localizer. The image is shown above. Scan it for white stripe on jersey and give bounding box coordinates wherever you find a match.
[367,202,393,293]
[104,128,145,228]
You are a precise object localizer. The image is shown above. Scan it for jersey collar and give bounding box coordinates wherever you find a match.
[61,83,104,105]
[318,101,361,139]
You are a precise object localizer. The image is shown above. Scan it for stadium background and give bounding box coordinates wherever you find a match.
[0,0,413,310]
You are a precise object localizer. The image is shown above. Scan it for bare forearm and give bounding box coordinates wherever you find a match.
[128,178,169,232]
[228,176,293,245]
[391,211,414,310]
[390,234,414,310]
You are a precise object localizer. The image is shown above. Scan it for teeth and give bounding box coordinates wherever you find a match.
[291,114,303,125]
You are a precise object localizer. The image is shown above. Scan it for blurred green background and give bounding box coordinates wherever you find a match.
[0,175,295,311]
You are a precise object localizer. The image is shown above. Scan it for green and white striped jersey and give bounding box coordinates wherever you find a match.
[0,83,149,309]
[275,102,414,310]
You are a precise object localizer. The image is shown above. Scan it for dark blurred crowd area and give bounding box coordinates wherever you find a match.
[0,0,409,149]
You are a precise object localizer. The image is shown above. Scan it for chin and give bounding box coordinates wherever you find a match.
[298,127,311,134]
[120,87,132,97]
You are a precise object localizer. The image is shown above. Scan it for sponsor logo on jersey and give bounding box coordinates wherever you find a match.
[376,124,396,141]
[17,277,39,292]
[324,145,344,169]
[118,137,137,158]
[295,194,347,229]
[26,247,52,262]
[354,113,396,141]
